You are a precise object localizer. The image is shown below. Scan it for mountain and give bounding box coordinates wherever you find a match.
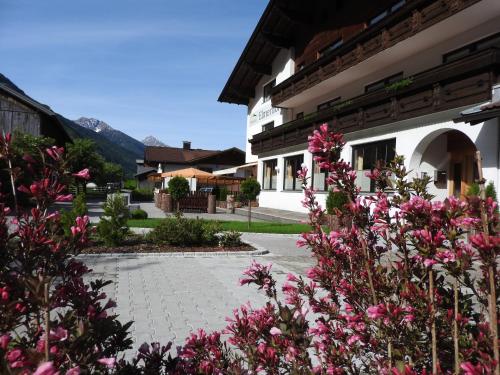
[74,117,145,158]
[142,136,167,147]
[58,116,140,178]
[0,73,142,178]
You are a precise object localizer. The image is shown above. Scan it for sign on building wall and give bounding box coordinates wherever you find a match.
[249,104,287,125]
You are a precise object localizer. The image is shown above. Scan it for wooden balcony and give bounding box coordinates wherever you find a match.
[271,0,482,106]
[251,48,500,155]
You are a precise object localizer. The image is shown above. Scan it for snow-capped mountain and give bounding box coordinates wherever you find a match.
[73,117,145,164]
[74,117,113,133]
[142,136,168,147]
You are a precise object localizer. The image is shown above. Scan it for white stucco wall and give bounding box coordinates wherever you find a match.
[255,114,500,212]
[245,49,294,163]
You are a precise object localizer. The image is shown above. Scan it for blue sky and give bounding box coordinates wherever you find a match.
[0,0,267,150]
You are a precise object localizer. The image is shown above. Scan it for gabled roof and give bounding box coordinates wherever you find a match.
[0,73,71,143]
[144,146,219,164]
[0,83,55,117]
[218,0,298,105]
[144,146,245,165]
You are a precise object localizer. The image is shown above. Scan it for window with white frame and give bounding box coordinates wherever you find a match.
[312,160,328,191]
[284,154,304,191]
[262,159,277,190]
[352,139,396,192]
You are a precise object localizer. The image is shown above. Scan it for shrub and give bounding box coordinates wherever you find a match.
[168,176,190,211]
[131,188,154,202]
[325,189,349,215]
[0,135,134,374]
[216,186,229,201]
[123,179,137,190]
[146,214,220,246]
[467,181,498,201]
[219,230,242,248]
[61,192,88,237]
[130,208,148,220]
[97,193,130,246]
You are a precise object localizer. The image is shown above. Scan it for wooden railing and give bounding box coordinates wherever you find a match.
[251,48,500,154]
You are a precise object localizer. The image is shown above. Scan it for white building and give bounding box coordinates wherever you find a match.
[219,0,500,212]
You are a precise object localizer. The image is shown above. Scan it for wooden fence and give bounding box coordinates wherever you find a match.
[175,192,209,213]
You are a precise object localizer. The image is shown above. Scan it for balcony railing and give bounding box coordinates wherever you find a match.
[251,47,500,155]
[271,0,482,106]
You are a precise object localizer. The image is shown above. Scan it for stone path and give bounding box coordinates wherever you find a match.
[80,233,313,355]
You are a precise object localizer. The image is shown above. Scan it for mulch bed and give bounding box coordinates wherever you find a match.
[82,237,255,254]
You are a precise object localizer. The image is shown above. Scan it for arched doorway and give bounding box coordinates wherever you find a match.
[410,130,477,200]
[447,130,478,198]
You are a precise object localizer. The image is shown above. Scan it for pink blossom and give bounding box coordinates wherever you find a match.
[34,362,59,375]
[270,327,282,336]
[0,334,10,350]
[72,168,90,180]
[97,357,116,368]
[423,259,437,268]
[66,367,80,375]
[366,305,386,319]
[55,194,73,202]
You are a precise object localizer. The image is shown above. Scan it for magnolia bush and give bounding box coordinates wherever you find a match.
[0,126,498,374]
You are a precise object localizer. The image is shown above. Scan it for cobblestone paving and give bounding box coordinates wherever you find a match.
[81,234,313,354]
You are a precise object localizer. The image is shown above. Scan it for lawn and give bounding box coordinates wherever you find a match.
[127,218,311,234]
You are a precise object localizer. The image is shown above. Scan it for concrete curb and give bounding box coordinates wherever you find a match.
[77,248,268,258]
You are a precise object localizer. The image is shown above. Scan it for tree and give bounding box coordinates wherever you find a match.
[66,139,104,192]
[168,176,190,212]
[240,178,261,229]
[97,162,124,185]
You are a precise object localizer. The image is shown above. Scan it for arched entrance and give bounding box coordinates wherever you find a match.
[409,129,477,200]
[447,131,478,198]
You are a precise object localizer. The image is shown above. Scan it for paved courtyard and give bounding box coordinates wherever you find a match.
[80,233,314,355]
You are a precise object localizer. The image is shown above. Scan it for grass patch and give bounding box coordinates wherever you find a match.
[127,218,310,234]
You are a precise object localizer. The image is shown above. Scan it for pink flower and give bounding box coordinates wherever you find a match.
[97,357,116,368]
[460,362,485,375]
[55,194,73,202]
[270,327,282,336]
[423,259,437,268]
[66,367,80,375]
[366,305,386,319]
[72,168,90,180]
[33,361,59,375]
[6,348,22,362]
[0,334,10,350]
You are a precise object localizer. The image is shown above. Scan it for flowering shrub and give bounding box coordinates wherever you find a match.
[1,126,498,374]
[0,134,133,374]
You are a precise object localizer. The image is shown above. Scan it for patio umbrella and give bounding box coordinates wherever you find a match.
[161,167,214,179]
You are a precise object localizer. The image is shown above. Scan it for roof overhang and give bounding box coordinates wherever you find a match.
[218,0,299,105]
[454,100,500,125]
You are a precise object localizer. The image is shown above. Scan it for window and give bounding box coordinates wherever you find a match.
[369,0,406,26]
[318,39,344,58]
[365,72,403,93]
[317,97,341,111]
[262,159,277,190]
[352,139,396,192]
[296,112,304,120]
[312,160,328,191]
[369,11,388,26]
[262,121,274,132]
[263,79,276,102]
[443,32,500,63]
[284,154,304,191]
